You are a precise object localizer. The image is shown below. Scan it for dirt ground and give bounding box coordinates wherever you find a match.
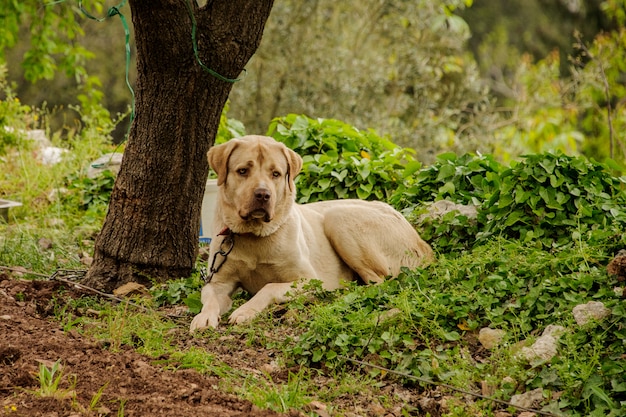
[0,274,297,417]
[0,273,451,417]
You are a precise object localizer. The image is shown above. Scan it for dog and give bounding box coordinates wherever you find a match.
[189,135,433,331]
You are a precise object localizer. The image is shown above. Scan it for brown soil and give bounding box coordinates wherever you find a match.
[0,275,292,417]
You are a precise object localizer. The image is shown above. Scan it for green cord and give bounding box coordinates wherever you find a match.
[184,0,243,83]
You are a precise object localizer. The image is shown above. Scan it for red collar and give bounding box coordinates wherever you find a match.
[218,227,232,236]
[217,227,255,238]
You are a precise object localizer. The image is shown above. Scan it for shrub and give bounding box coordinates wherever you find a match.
[478,152,626,247]
[268,114,418,203]
[65,170,116,211]
[391,152,503,208]
[393,151,626,251]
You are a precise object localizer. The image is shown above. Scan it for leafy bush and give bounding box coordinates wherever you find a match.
[388,152,501,252]
[478,152,626,247]
[268,114,418,203]
[152,275,204,314]
[391,151,626,252]
[65,170,116,211]
[391,152,502,208]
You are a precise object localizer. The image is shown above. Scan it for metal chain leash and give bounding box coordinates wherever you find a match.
[204,231,235,283]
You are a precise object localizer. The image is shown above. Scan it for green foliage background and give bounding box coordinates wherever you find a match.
[2,0,626,166]
[2,91,626,416]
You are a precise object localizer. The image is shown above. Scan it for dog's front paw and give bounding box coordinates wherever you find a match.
[228,306,260,325]
[189,312,219,332]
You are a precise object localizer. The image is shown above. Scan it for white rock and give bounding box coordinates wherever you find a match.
[420,200,478,221]
[478,327,506,349]
[26,129,51,147]
[521,325,565,364]
[542,324,566,338]
[572,301,611,326]
[87,153,124,178]
[37,146,68,165]
[510,387,544,409]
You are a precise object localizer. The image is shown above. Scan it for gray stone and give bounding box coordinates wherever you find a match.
[478,327,506,349]
[572,301,611,326]
[420,200,478,221]
[510,387,544,409]
[521,325,565,364]
[87,153,124,178]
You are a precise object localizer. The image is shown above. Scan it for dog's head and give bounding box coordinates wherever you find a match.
[207,135,303,236]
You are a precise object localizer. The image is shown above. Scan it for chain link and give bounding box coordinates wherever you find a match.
[205,231,235,283]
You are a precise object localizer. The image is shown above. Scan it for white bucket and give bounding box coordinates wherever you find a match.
[199,179,218,243]
[0,199,22,223]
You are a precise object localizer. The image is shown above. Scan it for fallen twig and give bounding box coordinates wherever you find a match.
[1,265,190,322]
[0,265,49,278]
[49,270,150,312]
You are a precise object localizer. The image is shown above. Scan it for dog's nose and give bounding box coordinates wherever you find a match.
[254,187,271,202]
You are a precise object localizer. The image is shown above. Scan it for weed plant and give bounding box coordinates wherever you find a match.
[35,359,69,398]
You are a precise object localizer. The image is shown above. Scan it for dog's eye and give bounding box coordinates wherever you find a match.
[237,168,248,176]
[272,171,281,178]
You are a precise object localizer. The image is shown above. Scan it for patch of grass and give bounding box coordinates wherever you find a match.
[1,94,115,275]
[34,359,75,399]
[75,299,178,355]
[165,347,239,380]
[55,295,243,381]
[0,224,89,275]
[242,369,312,413]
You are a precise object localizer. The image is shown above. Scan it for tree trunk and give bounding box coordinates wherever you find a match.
[84,0,274,292]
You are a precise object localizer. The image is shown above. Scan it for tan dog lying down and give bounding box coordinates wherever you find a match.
[189,135,433,331]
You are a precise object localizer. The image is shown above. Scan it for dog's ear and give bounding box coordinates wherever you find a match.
[207,141,238,186]
[283,146,303,192]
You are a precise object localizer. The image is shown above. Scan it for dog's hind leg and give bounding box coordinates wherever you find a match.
[322,202,433,284]
[326,232,390,284]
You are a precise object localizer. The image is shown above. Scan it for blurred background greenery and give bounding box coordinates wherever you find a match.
[2,0,625,165]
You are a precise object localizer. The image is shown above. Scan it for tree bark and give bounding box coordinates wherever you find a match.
[84,0,274,291]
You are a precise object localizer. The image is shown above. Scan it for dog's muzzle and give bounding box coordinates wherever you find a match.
[244,208,271,222]
[242,187,272,222]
